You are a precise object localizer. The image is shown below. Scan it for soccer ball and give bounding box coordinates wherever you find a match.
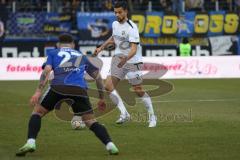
[71,116,86,130]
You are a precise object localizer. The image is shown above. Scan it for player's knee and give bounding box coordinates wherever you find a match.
[135,91,144,97]
[133,85,145,97]
[81,114,97,127]
[32,105,48,117]
[84,119,97,128]
[105,84,114,93]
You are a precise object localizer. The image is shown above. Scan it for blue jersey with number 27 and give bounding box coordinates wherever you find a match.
[45,48,98,89]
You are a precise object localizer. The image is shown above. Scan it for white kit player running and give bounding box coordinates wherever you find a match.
[94,1,157,127]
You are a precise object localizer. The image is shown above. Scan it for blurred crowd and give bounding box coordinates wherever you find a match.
[1,0,240,13]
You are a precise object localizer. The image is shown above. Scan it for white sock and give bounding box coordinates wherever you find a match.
[141,93,155,115]
[27,138,36,145]
[106,142,114,150]
[109,90,129,116]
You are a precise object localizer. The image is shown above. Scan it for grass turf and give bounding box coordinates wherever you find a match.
[0,79,240,160]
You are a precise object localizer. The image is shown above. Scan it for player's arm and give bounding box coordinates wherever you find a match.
[118,42,138,68]
[90,70,106,111]
[93,36,114,56]
[88,70,104,99]
[95,72,105,99]
[84,55,105,99]
[127,42,138,60]
[30,65,52,106]
[37,65,52,92]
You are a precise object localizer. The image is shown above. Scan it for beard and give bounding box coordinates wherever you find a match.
[117,17,124,23]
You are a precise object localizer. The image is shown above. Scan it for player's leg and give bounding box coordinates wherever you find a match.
[16,88,60,156]
[132,84,157,127]
[82,114,119,155]
[126,63,157,127]
[16,105,49,156]
[72,96,119,155]
[106,55,131,123]
[105,75,130,124]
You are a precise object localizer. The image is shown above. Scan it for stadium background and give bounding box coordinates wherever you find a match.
[0,0,239,57]
[0,1,240,160]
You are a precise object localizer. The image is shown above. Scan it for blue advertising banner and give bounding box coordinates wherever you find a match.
[77,12,114,29]
[143,12,163,37]
[44,13,72,33]
[77,12,115,45]
[208,11,225,36]
[8,12,72,36]
[176,12,195,37]
[8,12,46,35]
[6,11,240,46]
[131,11,239,38]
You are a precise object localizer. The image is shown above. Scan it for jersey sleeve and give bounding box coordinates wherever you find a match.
[83,56,99,75]
[41,62,46,69]
[112,21,115,36]
[45,50,54,67]
[129,26,140,43]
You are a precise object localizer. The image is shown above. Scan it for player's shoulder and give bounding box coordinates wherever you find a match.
[46,48,59,56]
[70,48,83,55]
[127,20,138,29]
[112,21,119,27]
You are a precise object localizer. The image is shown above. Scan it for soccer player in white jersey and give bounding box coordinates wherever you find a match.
[94,1,157,127]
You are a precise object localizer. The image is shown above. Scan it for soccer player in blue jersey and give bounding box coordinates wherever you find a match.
[16,34,119,156]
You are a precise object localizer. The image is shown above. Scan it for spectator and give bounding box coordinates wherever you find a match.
[102,0,113,11]
[229,36,238,55]
[71,0,81,29]
[151,0,161,11]
[31,0,48,11]
[89,0,102,12]
[172,0,183,13]
[160,0,172,12]
[50,0,63,12]
[138,0,149,11]
[0,0,7,41]
[62,0,71,14]
[219,0,234,11]
[179,37,192,56]
[204,0,216,11]
[235,0,240,11]
[151,0,172,12]
[185,0,204,11]
[72,0,81,12]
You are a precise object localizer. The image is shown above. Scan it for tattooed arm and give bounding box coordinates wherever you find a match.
[37,65,52,92]
[30,65,52,106]
[88,70,104,99]
[89,70,107,111]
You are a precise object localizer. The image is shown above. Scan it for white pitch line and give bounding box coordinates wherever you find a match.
[0,98,239,106]
[137,98,240,103]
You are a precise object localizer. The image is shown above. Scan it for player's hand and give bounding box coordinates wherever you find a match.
[93,47,103,57]
[30,91,42,106]
[97,99,106,111]
[117,56,128,68]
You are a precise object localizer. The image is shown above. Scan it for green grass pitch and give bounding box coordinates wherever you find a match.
[0,79,240,160]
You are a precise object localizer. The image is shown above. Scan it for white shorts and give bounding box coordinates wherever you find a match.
[108,55,143,85]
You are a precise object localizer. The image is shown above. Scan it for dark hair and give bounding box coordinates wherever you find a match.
[182,37,189,44]
[58,34,74,43]
[114,0,128,10]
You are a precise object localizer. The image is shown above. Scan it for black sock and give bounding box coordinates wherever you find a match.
[90,122,112,145]
[27,114,41,139]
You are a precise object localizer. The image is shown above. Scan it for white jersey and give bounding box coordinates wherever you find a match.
[112,20,142,63]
